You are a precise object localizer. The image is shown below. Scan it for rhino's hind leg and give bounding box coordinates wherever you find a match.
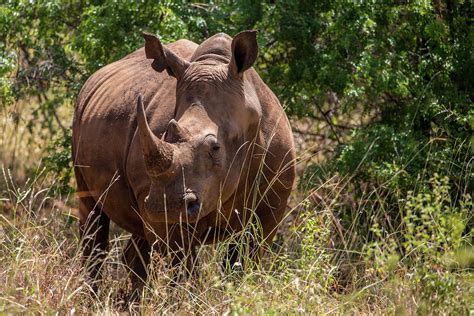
[123,235,150,295]
[76,169,110,290]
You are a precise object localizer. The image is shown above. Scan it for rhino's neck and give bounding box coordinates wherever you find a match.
[190,33,232,63]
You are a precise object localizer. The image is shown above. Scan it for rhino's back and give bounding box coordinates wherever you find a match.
[74,39,197,150]
[72,40,197,234]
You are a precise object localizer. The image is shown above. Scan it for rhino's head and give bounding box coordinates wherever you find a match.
[138,31,261,224]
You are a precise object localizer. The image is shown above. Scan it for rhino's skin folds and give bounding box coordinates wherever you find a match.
[72,31,296,288]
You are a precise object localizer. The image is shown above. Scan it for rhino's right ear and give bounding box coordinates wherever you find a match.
[229,30,258,78]
[142,32,190,79]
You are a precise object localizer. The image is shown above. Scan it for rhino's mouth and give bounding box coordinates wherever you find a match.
[143,189,203,223]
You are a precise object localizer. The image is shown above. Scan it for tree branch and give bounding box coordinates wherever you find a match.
[313,96,342,145]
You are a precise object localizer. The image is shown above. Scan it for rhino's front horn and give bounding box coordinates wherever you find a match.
[136,95,174,176]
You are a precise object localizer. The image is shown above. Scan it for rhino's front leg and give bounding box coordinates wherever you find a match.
[123,235,151,295]
[79,206,110,289]
[144,223,198,283]
[222,232,260,274]
[221,190,291,273]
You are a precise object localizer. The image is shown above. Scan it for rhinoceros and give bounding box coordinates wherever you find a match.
[72,30,295,288]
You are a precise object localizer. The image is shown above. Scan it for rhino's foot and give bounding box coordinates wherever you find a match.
[221,238,260,276]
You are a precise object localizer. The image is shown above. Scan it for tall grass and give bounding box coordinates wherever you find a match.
[1,103,473,314]
[1,153,472,314]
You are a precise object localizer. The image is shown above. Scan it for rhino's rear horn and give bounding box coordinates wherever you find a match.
[136,95,174,176]
[165,119,191,142]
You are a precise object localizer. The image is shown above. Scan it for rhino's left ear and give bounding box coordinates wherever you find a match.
[142,32,190,79]
[229,30,259,78]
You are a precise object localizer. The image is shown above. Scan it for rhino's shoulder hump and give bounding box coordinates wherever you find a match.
[166,39,199,60]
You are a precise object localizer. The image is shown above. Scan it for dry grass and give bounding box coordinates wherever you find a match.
[1,102,473,314]
[2,166,472,314]
[0,173,371,314]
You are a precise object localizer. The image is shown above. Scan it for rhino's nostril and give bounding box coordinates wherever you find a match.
[186,199,200,216]
[184,190,200,216]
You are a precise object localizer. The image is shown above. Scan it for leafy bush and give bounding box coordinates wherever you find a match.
[297,2,473,297]
[1,1,472,313]
[364,174,472,312]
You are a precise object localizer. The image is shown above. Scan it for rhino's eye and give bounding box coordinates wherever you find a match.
[208,141,221,166]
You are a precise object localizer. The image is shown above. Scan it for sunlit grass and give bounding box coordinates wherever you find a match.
[0,101,473,314]
[1,159,472,314]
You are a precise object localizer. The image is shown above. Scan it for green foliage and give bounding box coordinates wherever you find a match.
[298,204,335,291]
[43,129,72,195]
[1,1,473,312]
[402,174,471,259]
[296,7,473,305]
[363,174,472,312]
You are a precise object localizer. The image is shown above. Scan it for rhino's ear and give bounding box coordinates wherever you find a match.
[229,30,258,78]
[142,32,190,79]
